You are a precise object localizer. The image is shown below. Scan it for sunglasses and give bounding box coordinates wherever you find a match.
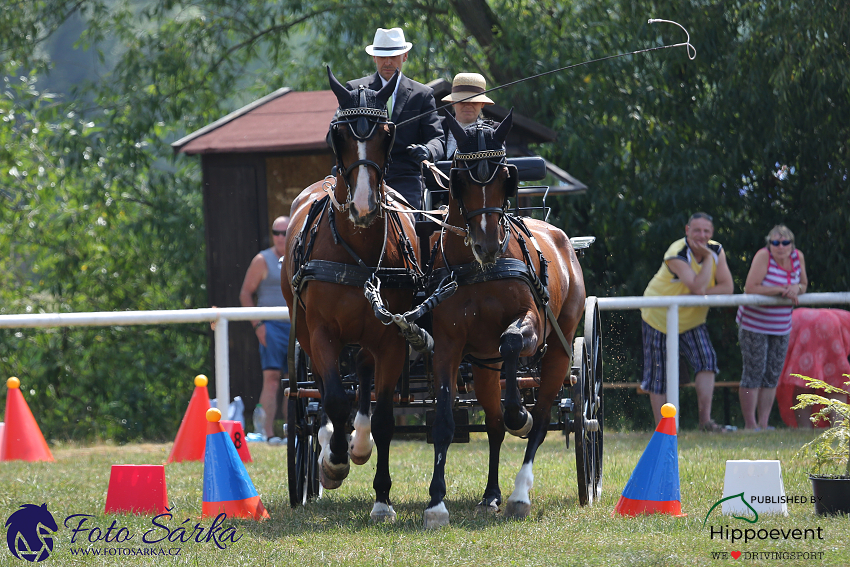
[769,239,792,246]
[272,230,286,236]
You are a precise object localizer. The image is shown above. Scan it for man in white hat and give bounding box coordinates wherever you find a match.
[345,27,445,209]
[440,72,495,158]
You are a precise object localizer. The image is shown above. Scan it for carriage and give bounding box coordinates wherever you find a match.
[281,68,603,526]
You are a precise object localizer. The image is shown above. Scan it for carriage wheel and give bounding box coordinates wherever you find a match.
[584,296,604,499]
[287,395,308,507]
[288,341,322,507]
[572,337,593,506]
[304,407,323,501]
[573,297,604,506]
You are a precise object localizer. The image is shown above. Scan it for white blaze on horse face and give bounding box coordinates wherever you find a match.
[352,140,372,215]
[479,186,488,234]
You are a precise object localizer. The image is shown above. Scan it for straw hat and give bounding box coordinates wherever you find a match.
[365,28,413,57]
[441,73,494,105]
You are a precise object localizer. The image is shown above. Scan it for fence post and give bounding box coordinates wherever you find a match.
[214,316,230,411]
[666,304,679,429]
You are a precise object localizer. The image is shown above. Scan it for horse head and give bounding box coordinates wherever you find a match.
[445,110,517,265]
[328,67,397,227]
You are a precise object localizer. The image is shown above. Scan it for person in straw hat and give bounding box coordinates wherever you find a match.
[345,27,445,209]
[441,72,495,158]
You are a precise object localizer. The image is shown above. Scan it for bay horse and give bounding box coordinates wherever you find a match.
[281,67,422,522]
[423,112,586,527]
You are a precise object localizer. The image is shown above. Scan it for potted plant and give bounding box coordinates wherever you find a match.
[792,374,850,515]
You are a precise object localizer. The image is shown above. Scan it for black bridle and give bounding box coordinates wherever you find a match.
[450,125,516,225]
[329,87,396,205]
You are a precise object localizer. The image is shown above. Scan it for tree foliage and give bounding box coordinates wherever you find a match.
[1,0,848,436]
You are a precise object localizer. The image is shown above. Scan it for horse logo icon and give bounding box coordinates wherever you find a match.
[5,503,58,562]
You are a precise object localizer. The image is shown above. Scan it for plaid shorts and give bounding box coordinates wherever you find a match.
[641,320,719,394]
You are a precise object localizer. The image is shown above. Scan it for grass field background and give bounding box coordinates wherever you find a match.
[2,430,848,566]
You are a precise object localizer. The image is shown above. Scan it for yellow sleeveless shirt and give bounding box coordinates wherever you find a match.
[640,237,721,334]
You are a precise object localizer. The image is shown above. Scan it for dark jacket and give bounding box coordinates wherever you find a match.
[345,73,445,207]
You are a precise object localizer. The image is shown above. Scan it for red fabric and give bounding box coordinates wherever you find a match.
[776,308,850,427]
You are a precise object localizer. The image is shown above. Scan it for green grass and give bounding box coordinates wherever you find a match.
[2,430,848,566]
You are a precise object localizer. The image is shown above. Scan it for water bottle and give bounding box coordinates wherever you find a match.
[252,404,266,440]
[227,396,245,430]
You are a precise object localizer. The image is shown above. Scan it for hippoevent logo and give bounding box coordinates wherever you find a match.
[5,504,242,561]
[703,492,759,526]
[703,492,826,560]
[5,504,57,562]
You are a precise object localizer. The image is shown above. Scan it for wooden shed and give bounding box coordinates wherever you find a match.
[172,84,586,418]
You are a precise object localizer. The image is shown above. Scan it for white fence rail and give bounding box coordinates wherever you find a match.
[597,292,850,427]
[2,293,849,425]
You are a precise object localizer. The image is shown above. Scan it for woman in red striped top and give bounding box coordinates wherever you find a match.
[736,225,808,430]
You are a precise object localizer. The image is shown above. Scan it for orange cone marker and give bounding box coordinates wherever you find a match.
[221,420,252,463]
[202,408,269,520]
[1,377,54,462]
[166,375,211,463]
[614,403,685,517]
[104,465,170,515]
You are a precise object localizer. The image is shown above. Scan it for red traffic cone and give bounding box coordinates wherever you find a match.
[1,377,54,462]
[202,409,269,520]
[166,375,211,464]
[104,465,170,515]
[614,403,686,517]
[221,420,252,463]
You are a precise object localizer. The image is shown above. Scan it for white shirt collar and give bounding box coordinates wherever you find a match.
[378,72,402,104]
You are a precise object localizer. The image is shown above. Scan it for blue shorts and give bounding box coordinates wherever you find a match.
[641,320,719,394]
[259,320,290,371]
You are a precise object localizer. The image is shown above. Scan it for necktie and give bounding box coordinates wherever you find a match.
[387,96,393,120]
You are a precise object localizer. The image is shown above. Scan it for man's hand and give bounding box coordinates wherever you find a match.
[407,144,431,162]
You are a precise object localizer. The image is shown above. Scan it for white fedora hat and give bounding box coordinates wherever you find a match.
[365,28,413,57]
[441,73,494,105]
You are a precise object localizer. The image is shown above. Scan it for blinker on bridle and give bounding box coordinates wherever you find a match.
[330,86,396,204]
[451,124,510,223]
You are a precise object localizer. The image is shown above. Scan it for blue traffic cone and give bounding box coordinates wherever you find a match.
[614,403,686,517]
[202,408,269,520]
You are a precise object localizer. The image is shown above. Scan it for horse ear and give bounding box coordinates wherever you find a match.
[376,70,399,106]
[444,112,468,149]
[494,108,513,145]
[327,66,351,106]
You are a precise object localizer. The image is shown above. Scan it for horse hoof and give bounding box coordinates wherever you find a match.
[504,499,531,520]
[320,458,349,489]
[423,502,450,529]
[349,429,374,465]
[505,412,533,437]
[475,500,499,515]
[350,450,372,466]
[370,503,397,523]
[319,467,343,490]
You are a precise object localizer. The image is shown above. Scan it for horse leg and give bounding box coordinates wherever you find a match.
[500,315,538,437]
[473,366,505,512]
[424,353,461,529]
[369,351,405,523]
[349,349,375,465]
[311,336,351,489]
[504,350,571,519]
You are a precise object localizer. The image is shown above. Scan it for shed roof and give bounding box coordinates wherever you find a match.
[173,88,339,155]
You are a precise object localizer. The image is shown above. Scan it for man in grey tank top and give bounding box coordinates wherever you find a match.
[239,216,290,444]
